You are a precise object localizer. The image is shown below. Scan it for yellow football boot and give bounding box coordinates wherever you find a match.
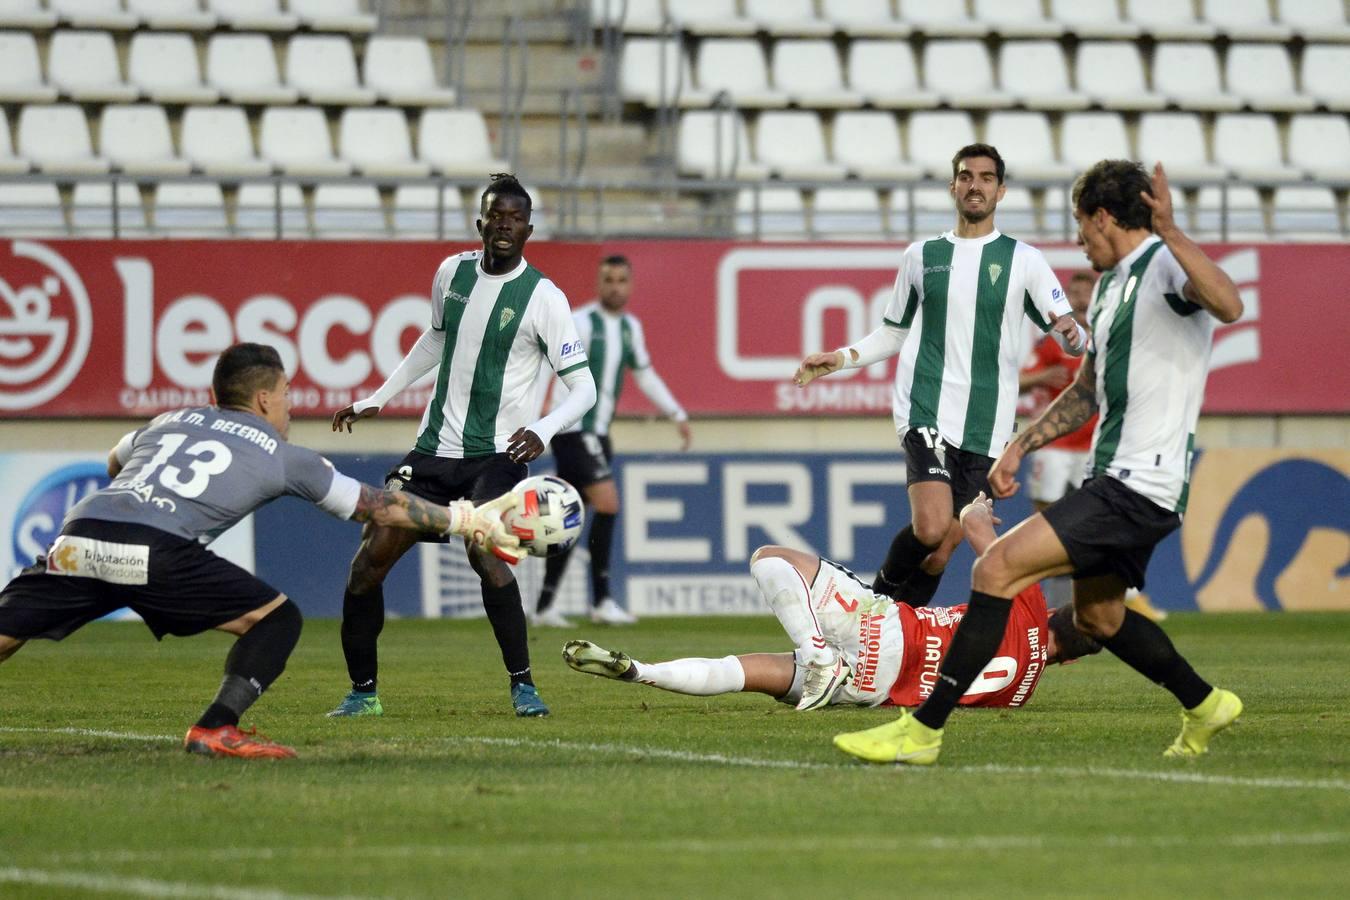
[833,711,943,765]
[1164,688,1243,758]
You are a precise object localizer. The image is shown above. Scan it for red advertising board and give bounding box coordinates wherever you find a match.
[1,238,1345,417]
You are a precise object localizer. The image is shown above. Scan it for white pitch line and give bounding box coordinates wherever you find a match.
[0,726,178,742]
[0,868,382,900]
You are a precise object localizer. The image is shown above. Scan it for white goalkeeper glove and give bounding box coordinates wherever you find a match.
[445,492,528,564]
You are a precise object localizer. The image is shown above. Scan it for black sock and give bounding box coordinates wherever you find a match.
[873,525,937,598]
[536,551,570,613]
[341,586,384,693]
[1101,608,1212,709]
[913,592,1012,730]
[588,512,616,604]
[196,600,303,729]
[899,568,944,608]
[482,580,533,686]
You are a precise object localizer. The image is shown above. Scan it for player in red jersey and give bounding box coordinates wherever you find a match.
[562,496,1101,710]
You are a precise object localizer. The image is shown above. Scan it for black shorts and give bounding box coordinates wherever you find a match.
[386,450,526,540]
[551,431,613,488]
[902,427,995,512]
[1042,476,1180,589]
[0,519,280,642]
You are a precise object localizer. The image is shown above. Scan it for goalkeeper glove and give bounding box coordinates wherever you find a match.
[445,492,527,564]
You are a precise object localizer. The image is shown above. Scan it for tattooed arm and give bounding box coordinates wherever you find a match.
[988,357,1099,499]
[347,484,526,562]
[350,484,453,534]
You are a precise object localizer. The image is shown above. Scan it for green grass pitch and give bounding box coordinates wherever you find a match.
[2,613,1347,899]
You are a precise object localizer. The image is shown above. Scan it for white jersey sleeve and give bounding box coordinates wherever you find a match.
[882,243,923,328]
[535,281,590,376]
[1022,245,1072,334]
[429,251,475,331]
[627,315,655,370]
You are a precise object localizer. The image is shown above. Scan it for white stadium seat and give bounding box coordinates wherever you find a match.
[1192,185,1266,239]
[1271,186,1342,239]
[984,112,1074,181]
[1301,46,1350,111]
[908,185,958,235]
[100,104,191,175]
[667,0,756,36]
[821,0,910,38]
[1278,0,1350,42]
[236,182,307,237]
[258,106,353,177]
[181,105,272,176]
[18,104,111,174]
[127,0,218,31]
[1136,112,1224,181]
[771,40,863,108]
[972,0,1063,39]
[339,108,431,178]
[392,185,468,239]
[811,186,883,239]
[153,182,228,236]
[1040,186,1072,238]
[290,0,376,34]
[999,41,1089,110]
[129,33,220,105]
[753,111,846,180]
[847,40,937,109]
[362,36,457,107]
[1225,44,1314,113]
[0,107,31,173]
[48,30,138,102]
[1060,112,1132,170]
[1075,42,1166,110]
[207,34,300,105]
[905,110,976,177]
[71,181,148,237]
[0,31,58,102]
[1050,0,1140,39]
[286,35,376,106]
[677,109,768,179]
[416,108,509,177]
[735,186,805,238]
[992,185,1037,236]
[897,0,988,37]
[1288,114,1350,181]
[51,0,137,30]
[620,37,710,108]
[745,0,831,37]
[696,39,789,108]
[0,182,64,235]
[1203,0,1291,41]
[1125,0,1217,39]
[313,184,386,238]
[923,40,1015,109]
[1151,43,1243,111]
[591,0,664,34]
[1212,113,1303,183]
[832,110,922,181]
[0,0,57,29]
[206,0,297,31]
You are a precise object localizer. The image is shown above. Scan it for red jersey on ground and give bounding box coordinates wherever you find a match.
[1021,336,1097,451]
[886,584,1050,709]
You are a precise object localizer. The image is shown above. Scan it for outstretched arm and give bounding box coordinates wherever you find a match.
[333,328,445,432]
[794,322,910,386]
[348,484,525,562]
[1142,162,1243,324]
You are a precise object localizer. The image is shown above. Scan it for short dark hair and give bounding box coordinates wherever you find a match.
[600,254,630,270]
[1047,605,1104,665]
[952,143,1005,183]
[480,172,532,216]
[1072,159,1153,231]
[212,342,284,410]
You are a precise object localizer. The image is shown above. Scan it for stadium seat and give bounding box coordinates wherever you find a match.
[416,108,509,176]
[734,186,805,238]
[591,0,664,34]
[744,0,830,36]
[362,36,457,107]
[811,186,883,239]
[51,0,137,30]
[48,30,139,102]
[1202,0,1292,41]
[1040,185,1072,239]
[127,0,218,31]
[286,35,376,106]
[100,104,191,175]
[1074,42,1166,110]
[71,181,149,237]
[207,34,300,105]
[1278,0,1350,42]
[258,106,353,176]
[290,0,376,34]
[695,39,789,108]
[1192,185,1266,239]
[236,182,307,237]
[754,111,845,180]
[1125,0,1217,39]
[0,31,58,102]
[984,112,1074,181]
[832,110,922,181]
[0,0,57,29]
[771,40,863,108]
[0,182,64,234]
[1270,186,1342,239]
[339,108,430,178]
[181,105,272,176]
[909,185,957,235]
[897,0,988,37]
[821,0,911,38]
[128,33,220,105]
[667,0,756,36]
[0,108,31,173]
[905,110,976,177]
[392,184,468,239]
[206,0,297,31]
[153,181,228,236]
[1050,0,1140,38]
[1301,46,1350,111]
[1060,112,1132,170]
[923,40,1014,109]
[847,40,937,109]
[1151,43,1243,111]
[620,37,710,108]
[998,41,1089,110]
[677,109,768,179]
[1136,112,1224,181]
[313,183,386,238]
[18,104,111,174]
[1225,44,1314,113]
[972,0,1063,38]
[1212,113,1303,183]
[993,185,1038,236]
[1288,114,1350,181]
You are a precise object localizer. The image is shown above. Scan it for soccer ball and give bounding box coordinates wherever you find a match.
[504,475,585,558]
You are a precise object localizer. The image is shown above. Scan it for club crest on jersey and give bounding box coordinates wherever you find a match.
[988,263,1003,285]
[499,308,516,330]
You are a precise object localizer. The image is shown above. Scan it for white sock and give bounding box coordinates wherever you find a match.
[751,555,833,665]
[630,656,746,696]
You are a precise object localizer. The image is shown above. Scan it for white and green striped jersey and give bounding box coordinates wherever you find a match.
[886,230,1071,457]
[416,251,588,458]
[1087,236,1213,514]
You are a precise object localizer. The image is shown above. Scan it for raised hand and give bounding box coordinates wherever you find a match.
[1140,162,1177,236]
